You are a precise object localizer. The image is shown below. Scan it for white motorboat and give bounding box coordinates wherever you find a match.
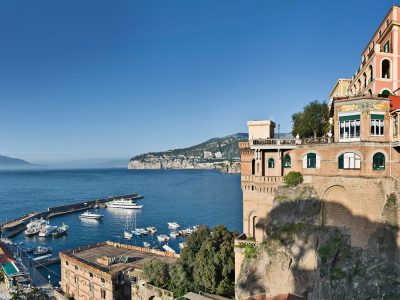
[124,231,133,239]
[26,218,47,229]
[107,198,143,209]
[24,226,41,237]
[146,227,157,234]
[168,222,180,230]
[38,225,58,237]
[79,211,104,220]
[137,228,149,235]
[33,246,52,256]
[157,235,170,243]
[143,242,150,248]
[170,232,179,239]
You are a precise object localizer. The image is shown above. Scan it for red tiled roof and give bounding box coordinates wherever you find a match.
[243,293,304,300]
[389,95,400,111]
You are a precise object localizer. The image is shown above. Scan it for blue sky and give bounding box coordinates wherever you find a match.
[0,0,396,163]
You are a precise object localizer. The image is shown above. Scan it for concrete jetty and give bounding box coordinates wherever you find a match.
[0,193,143,238]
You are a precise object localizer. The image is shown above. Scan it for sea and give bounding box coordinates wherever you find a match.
[0,168,243,284]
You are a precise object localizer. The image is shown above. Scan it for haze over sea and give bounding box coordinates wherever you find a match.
[0,168,242,282]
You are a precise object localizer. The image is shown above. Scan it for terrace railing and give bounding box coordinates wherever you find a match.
[250,136,332,147]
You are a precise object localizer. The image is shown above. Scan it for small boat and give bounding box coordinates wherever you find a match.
[179,228,194,236]
[107,198,143,209]
[80,211,104,220]
[168,222,180,230]
[131,229,141,236]
[162,244,176,254]
[33,254,52,262]
[33,246,52,256]
[124,231,133,239]
[24,227,41,237]
[143,242,150,248]
[179,242,186,250]
[137,228,149,235]
[39,225,58,237]
[157,235,170,243]
[52,223,69,238]
[24,247,35,254]
[146,227,157,234]
[169,232,179,239]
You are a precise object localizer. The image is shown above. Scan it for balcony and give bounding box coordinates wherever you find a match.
[241,175,282,183]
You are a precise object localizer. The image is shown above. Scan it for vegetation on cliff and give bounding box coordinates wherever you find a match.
[143,225,239,298]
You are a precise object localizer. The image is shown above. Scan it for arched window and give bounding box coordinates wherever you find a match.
[382,59,390,79]
[363,72,367,87]
[306,153,316,168]
[338,153,361,169]
[357,79,361,93]
[268,158,275,168]
[369,65,373,82]
[283,154,291,168]
[251,159,255,175]
[381,89,391,96]
[373,152,385,170]
[368,89,372,96]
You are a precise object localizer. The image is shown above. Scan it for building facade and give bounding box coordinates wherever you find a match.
[57,241,177,300]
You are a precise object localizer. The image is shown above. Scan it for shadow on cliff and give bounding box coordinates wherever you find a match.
[237,194,400,299]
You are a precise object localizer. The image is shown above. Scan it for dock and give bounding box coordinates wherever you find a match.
[0,193,143,238]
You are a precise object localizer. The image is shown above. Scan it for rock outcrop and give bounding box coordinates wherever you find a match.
[236,186,400,299]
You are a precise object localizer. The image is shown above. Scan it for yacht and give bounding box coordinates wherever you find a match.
[25,219,48,237]
[143,242,151,248]
[124,231,133,239]
[79,211,104,220]
[38,224,58,237]
[137,228,149,235]
[107,198,143,209]
[24,226,41,237]
[52,223,69,238]
[170,232,179,239]
[168,222,180,230]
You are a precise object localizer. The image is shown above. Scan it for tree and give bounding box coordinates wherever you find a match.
[291,100,329,138]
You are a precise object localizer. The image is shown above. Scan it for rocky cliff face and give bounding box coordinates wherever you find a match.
[236,186,400,299]
[128,133,246,173]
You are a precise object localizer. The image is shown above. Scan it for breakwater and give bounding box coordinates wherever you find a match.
[0,193,143,238]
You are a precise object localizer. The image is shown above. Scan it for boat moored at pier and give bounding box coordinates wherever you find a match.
[107,198,143,209]
[79,211,104,220]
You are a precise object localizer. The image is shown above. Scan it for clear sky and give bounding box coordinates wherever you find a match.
[0,0,396,163]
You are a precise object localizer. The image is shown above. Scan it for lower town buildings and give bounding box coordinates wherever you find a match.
[56,241,178,300]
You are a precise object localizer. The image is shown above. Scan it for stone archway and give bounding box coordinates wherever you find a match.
[322,185,352,229]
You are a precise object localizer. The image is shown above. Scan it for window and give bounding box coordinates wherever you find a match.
[65,261,69,266]
[373,153,385,170]
[382,89,391,96]
[382,59,390,78]
[75,265,78,271]
[89,272,93,278]
[338,153,361,169]
[363,73,367,87]
[89,282,94,294]
[283,155,291,168]
[74,275,78,284]
[370,114,385,136]
[379,30,382,38]
[307,153,316,168]
[268,158,275,168]
[251,159,255,175]
[339,114,360,140]
[369,65,373,82]
[101,278,105,284]
[384,41,390,53]
[101,289,106,299]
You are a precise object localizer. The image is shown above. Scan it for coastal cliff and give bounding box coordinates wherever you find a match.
[128,133,246,173]
[236,185,400,299]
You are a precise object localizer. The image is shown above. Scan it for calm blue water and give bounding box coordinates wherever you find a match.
[0,168,242,284]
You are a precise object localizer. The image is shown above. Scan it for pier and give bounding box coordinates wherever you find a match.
[0,193,143,238]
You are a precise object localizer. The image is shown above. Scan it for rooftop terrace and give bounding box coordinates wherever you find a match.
[61,241,178,276]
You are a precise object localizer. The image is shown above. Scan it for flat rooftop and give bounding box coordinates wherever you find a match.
[62,241,178,276]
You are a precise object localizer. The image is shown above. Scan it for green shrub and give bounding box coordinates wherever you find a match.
[244,243,257,259]
[318,235,342,264]
[386,193,397,207]
[283,171,303,187]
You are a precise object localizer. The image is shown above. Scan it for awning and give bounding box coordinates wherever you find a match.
[2,262,18,276]
[371,113,385,120]
[339,114,360,121]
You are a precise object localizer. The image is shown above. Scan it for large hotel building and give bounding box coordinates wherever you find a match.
[239,5,400,247]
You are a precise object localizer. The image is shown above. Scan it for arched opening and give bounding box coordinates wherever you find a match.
[357,79,361,93]
[373,152,385,170]
[268,158,275,168]
[368,89,372,96]
[251,159,255,175]
[338,152,361,169]
[382,59,390,79]
[381,89,391,96]
[323,186,351,229]
[283,154,291,168]
[369,65,373,82]
[363,72,367,87]
[306,153,316,168]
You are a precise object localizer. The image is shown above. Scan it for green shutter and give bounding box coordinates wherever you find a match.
[339,114,360,121]
[338,154,344,169]
[371,114,385,120]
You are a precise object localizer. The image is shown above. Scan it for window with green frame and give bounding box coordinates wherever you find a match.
[373,152,385,170]
[307,153,316,168]
[268,158,275,168]
[283,155,291,168]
